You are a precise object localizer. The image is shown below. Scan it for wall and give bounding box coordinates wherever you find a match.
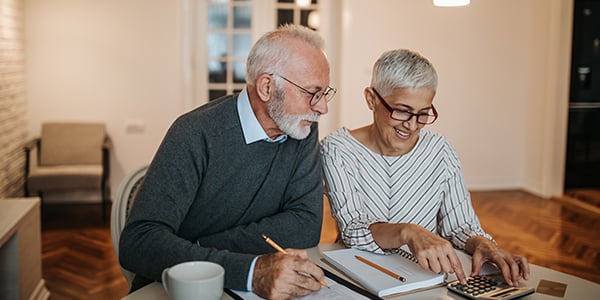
[21,0,572,199]
[0,0,26,198]
[24,0,183,195]
[522,0,572,197]
[322,0,571,196]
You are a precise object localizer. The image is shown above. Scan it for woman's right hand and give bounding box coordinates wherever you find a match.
[370,222,467,284]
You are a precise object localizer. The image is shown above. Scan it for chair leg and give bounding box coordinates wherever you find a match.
[102,190,106,224]
[102,185,110,224]
[38,192,44,222]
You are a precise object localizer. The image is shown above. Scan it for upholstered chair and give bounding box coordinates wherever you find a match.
[24,122,112,222]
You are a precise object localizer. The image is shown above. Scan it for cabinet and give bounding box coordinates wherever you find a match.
[0,198,50,300]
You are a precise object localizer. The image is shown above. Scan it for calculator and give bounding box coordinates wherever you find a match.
[447,275,535,299]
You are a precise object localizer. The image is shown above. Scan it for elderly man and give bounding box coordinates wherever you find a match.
[120,24,336,299]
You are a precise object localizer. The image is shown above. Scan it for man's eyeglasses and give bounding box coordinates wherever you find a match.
[272,74,337,106]
[371,88,438,125]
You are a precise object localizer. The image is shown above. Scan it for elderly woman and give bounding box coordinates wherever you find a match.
[321,49,529,286]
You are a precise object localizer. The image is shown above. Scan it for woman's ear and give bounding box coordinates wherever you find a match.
[364,87,375,111]
[256,74,273,102]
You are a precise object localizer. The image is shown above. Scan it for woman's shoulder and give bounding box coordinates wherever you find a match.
[418,129,461,163]
[321,127,363,153]
[322,127,351,145]
[419,129,454,147]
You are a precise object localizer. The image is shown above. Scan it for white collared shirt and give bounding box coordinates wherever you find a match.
[237,88,287,144]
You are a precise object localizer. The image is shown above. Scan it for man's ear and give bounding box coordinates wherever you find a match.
[365,88,375,111]
[256,74,273,102]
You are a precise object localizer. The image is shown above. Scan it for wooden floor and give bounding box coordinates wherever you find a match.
[41,203,129,300]
[40,190,600,300]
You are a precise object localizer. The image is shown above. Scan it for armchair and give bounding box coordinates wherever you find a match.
[24,122,112,222]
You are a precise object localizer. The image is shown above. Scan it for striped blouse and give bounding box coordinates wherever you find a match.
[321,127,493,254]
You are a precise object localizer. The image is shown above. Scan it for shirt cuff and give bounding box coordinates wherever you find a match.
[246,256,259,291]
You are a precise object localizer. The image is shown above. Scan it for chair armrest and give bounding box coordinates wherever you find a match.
[23,138,40,152]
[23,138,40,169]
[103,135,113,150]
[23,138,40,197]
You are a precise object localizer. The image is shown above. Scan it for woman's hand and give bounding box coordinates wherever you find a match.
[370,223,467,283]
[466,236,530,286]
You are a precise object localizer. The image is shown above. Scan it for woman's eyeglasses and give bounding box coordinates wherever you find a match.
[371,88,438,125]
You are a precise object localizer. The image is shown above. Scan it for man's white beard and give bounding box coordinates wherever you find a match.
[268,89,320,140]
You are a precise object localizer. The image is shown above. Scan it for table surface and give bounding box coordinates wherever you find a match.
[0,198,38,245]
[0,197,50,300]
[122,243,600,300]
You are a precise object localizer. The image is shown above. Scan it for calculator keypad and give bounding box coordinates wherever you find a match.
[447,275,535,300]
[448,275,499,296]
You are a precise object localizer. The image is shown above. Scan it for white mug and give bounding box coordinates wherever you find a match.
[161,261,225,300]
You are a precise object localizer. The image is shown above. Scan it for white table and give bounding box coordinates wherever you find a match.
[122,243,600,300]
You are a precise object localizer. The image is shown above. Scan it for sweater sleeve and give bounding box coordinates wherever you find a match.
[119,115,256,291]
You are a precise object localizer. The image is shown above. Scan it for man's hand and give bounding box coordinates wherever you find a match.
[252,249,324,300]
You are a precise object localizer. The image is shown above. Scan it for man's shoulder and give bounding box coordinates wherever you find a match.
[174,95,239,131]
[185,95,236,120]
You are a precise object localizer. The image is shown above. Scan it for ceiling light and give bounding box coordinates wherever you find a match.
[434,0,470,7]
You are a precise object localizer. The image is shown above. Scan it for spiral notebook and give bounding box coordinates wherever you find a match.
[322,246,446,297]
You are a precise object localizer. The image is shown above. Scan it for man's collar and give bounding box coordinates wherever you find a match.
[237,88,287,144]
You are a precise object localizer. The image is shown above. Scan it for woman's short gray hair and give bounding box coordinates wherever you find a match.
[371,49,438,96]
[246,24,325,84]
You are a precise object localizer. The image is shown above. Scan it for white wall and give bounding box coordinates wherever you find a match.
[322,0,571,196]
[25,0,183,191]
[24,0,571,198]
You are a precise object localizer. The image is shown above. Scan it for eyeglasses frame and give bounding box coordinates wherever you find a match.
[271,73,337,106]
[371,87,438,125]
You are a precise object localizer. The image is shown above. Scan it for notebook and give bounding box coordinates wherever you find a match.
[322,246,446,297]
[226,269,379,299]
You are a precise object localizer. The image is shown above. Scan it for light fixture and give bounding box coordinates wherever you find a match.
[296,0,311,8]
[433,0,470,7]
[308,11,320,29]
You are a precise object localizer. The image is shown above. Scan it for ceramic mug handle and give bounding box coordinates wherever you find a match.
[161,267,170,296]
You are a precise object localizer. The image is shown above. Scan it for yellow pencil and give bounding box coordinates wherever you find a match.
[355,255,406,282]
[261,234,329,288]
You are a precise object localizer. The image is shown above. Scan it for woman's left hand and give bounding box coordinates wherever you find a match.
[467,236,530,286]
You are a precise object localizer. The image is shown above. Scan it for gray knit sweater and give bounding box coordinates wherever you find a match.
[119,94,323,292]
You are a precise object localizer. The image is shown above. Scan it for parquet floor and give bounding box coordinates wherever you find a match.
[40,190,600,300]
[471,190,600,284]
[41,204,129,300]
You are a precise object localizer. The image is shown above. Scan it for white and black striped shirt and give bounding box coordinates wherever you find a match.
[321,127,492,254]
